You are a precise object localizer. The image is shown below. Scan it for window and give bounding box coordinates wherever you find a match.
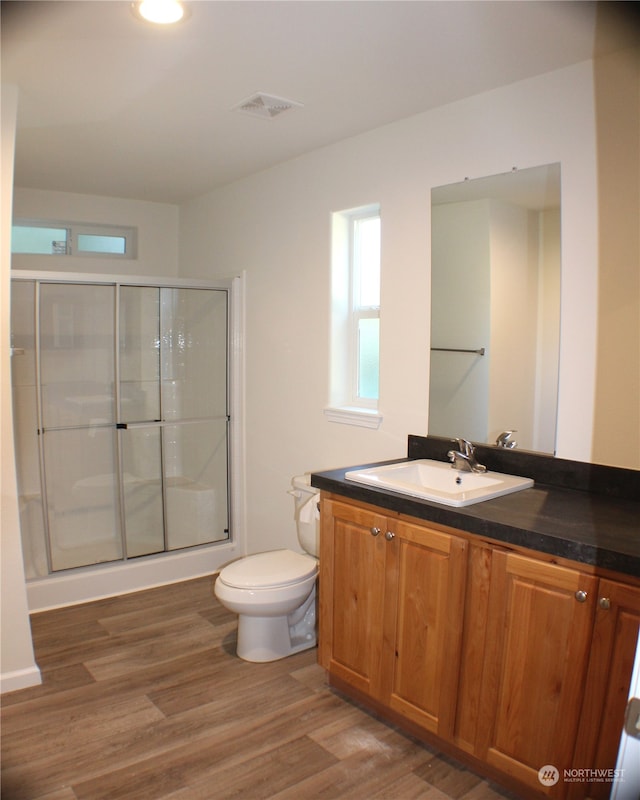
[12,224,69,255]
[76,232,127,255]
[351,214,381,401]
[12,220,137,259]
[326,204,382,428]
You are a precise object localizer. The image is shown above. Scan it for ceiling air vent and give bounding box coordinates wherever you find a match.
[233,92,303,120]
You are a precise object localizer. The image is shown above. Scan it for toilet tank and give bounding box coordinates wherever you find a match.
[291,474,320,557]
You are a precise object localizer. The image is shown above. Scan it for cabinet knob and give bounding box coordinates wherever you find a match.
[370,527,381,537]
[385,530,395,541]
[599,597,611,610]
[575,590,588,603]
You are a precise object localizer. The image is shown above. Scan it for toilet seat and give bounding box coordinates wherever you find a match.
[219,549,317,590]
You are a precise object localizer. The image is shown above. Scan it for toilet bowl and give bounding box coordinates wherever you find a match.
[214,474,320,662]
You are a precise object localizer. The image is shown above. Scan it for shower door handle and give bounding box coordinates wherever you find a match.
[118,419,220,430]
[116,421,162,430]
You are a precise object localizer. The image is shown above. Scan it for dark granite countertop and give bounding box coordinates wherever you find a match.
[310,436,640,579]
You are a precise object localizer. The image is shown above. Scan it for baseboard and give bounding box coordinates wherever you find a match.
[0,665,42,695]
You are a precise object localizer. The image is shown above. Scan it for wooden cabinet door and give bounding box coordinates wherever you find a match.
[382,519,467,739]
[477,551,598,796]
[318,497,388,696]
[570,579,640,800]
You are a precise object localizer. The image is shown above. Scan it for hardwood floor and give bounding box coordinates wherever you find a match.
[1,576,519,800]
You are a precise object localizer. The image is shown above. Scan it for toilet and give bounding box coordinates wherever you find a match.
[214,474,320,662]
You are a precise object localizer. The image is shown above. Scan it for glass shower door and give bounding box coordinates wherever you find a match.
[39,282,123,571]
[119,285,229,554]
[12,278,231,576]
[161,288,229,549]
[119,286,165,558]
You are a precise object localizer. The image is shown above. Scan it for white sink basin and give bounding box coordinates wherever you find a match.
[344,459,533,507]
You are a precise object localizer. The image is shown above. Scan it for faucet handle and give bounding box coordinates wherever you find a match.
[453,437,474,457]
[496,430,518,448]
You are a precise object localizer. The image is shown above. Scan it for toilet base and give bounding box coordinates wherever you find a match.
[236,585,317,663]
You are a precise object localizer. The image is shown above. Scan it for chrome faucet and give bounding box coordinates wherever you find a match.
[495,430,518,449]
[447,438,487,473]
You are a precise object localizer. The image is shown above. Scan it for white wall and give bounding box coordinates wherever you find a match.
[12,187,180,277]
[1,85,41,693]
[179,62,598,556]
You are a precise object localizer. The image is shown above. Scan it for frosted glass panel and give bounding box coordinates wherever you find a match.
[164,420,229,550]
[120,286,161,423]
[358,317,380,400]
[77,233,126,254]
[121,426,165,557]
[12,224,68,254]
[161,289,227,420]
[43,427,122,571]
[40,283,115,428]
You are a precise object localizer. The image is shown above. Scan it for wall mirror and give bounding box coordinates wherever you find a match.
[428,163,561,453]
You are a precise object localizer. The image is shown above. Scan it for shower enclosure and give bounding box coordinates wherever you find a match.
[11,274,232,579]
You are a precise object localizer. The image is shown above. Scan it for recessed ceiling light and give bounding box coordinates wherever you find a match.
[132,0,188,25]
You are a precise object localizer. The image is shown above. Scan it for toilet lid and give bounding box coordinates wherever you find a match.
[219,549,317,589]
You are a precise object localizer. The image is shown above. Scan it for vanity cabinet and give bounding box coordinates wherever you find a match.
[318,491,640,800]
[318,495,468,740]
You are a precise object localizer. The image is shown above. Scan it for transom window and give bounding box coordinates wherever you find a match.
[12,220,137,259]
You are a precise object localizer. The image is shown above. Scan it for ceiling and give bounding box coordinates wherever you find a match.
[0,1,634,205]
